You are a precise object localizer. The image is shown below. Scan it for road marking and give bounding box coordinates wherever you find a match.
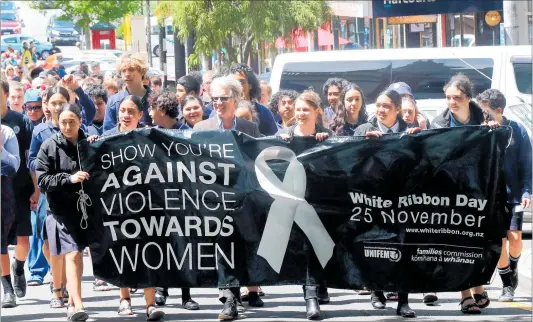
[502,301,532,311]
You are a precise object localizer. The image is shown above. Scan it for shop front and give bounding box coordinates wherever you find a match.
[372,0,504,48]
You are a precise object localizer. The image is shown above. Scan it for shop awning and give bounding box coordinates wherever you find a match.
[372,0,503,18]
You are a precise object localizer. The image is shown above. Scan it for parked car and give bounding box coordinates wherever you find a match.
[1,20,22,35]
[0,34,58,59]
[46,15,80,46]
[1,1,20,21]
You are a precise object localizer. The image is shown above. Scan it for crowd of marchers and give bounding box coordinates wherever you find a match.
[0,52,531,321]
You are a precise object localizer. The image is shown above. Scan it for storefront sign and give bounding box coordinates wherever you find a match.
[388,15,438,25]
[373,0,503,18]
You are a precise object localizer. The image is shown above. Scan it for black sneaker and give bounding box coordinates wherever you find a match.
[1,292,16,308]
[499,286,514,302]
[11,261,26,298]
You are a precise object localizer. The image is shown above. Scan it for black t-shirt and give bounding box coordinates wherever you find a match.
[1,110,34,192]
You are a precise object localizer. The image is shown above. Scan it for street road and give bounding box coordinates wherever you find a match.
[2,242,531,322]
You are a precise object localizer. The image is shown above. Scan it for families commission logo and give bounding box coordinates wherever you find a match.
[364,246,402,262]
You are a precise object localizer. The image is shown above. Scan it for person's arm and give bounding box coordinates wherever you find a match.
[35,143,71,192]
[520,129,532,200]
[74,87,96,126]
[103,98,118,131]
[1,130,20,177]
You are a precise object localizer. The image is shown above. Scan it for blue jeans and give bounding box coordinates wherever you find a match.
[27,194,49,283]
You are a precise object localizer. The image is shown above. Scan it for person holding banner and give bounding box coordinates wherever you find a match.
[194,75,262,321]
[430,73,499,314]
[179,95,206,129]
[354,88,420,318]
[329,83,368,136]
[278,90,333,320]
[476,89,532,302]
[97,95,165,321]
[147,91,201,310]
[35,103,91,321]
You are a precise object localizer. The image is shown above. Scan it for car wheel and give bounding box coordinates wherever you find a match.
[40,50,51,60]
[153,45,160,57]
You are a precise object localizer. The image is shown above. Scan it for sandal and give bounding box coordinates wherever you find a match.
[460,296,481,314]
[67,305,89,321]
[62,284,70,300]
[118,298,133,315]
[386,292,399,301]
[130,288,138,293]
[50,289,65,308]
[146,305,165,321]
[473,291,490,309]
[93,279,111,292]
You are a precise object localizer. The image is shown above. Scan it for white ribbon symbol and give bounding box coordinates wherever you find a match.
[254,146,335,274]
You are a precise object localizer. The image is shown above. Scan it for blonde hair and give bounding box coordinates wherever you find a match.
[116,53,148,78]
[260,80,272,95]
[296,90,325,127]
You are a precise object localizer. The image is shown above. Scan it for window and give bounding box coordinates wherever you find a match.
[280,60,392,103]
[279,58,494,104]
[391,58,494,100]
[3,37,18,43]
[1,12,16,21]
[512,57,532,94]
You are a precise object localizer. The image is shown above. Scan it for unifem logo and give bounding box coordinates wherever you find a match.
[364,246,402,262]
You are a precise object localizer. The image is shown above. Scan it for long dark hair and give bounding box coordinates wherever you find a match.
[46,86,70,102]
[378,88,402,109]
[59,103,82,119]
[120,95,143,112]
[330,83,368,134]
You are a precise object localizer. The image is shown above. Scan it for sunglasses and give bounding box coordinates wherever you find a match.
[24,105,43,111]
[212,96,231,103]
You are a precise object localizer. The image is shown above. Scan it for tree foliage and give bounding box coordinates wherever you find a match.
[157,0,329,65]
[30,0,141,30]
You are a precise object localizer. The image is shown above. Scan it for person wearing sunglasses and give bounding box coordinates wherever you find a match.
[23,89,45,126]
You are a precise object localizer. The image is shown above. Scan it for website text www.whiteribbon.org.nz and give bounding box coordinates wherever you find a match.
[348,192,488,236]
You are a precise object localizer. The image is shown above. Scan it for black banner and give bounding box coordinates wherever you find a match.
[82,127,510,292]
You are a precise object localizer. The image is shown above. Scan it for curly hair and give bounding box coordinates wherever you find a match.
[443,73,474,99]
[322,77,348,98]
[270,89,299,115]
[149,90,179,118]
[228,63,261,100]
[330,83,368,134]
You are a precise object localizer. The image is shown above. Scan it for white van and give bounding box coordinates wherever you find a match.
[270,46,531,125]
[150,16,174,57]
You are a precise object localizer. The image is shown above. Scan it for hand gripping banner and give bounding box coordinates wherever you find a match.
[254,146,335,273]
[81,127,511,291]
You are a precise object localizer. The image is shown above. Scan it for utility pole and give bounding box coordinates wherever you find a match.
[157,0,167,89]
[145,0,152,67]
[503,1,519,45]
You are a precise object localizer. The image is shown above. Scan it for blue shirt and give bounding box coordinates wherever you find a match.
[503,118,532,204]
[87,120,104,136]
[217,115,237,130]
[73,87,96,127]
[450,109,477,127]
[103,86,152,131]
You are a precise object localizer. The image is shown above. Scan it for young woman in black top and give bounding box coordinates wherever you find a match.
[329,83,368,136]
[279,90,332,320]
[36,104,89,321]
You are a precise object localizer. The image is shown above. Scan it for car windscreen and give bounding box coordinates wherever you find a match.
[53,19,74,28]
[507,103,532,130]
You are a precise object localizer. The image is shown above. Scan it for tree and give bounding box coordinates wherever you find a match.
[30,0,141,48]
[157,0,329,66]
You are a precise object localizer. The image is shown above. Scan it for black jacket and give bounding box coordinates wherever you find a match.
[353,116,408,136]
[430,101,484,129]
[36,130,86,217]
